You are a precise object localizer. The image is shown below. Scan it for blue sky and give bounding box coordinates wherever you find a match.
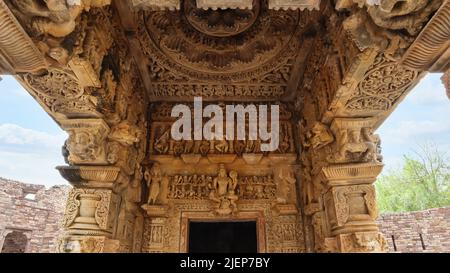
[0,74,449,187]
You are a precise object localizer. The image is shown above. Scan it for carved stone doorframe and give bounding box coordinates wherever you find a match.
[180,211,267,253]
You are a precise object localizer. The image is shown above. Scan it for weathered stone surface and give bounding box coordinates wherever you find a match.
[0,0,449,253]
[0,178,71,253]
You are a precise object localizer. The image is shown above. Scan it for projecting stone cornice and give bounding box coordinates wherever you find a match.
[401,0,450,72]
[0,0,47,74]
[130,0,321,10]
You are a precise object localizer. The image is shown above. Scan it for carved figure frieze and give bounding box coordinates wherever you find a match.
[150,120,295,157]
[166,172,277,202]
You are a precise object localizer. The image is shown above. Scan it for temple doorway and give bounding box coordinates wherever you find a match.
[188,221,258,253]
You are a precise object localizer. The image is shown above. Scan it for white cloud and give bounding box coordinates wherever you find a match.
[408,73,447,105]
[381,120,450,144]
[0,150,66,187]
[0,123,68,186]
[0,123,67,147]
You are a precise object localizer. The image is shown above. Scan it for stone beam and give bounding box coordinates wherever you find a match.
[0,0,47,74]
[400,0,450,72]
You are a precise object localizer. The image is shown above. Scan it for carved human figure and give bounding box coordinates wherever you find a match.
[66,130,98,162]
[209,165,239,214]
[309,122,334,150]
[276,168,296,204]
[145,163,163,205]
[361,127,381,162]
[215,139,229,153]
[213,165,231,197]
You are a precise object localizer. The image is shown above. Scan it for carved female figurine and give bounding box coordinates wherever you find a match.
[145,163,162,205]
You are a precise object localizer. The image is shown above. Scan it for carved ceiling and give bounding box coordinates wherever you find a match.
[135,0,322,101]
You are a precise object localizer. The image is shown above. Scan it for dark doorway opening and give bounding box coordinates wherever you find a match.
[188,221,257,253]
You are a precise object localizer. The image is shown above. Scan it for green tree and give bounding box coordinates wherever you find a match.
[376,143,450,213]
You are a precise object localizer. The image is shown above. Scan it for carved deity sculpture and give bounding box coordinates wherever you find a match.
[145,163,165,205]
[276,167,296,204]
[65,130,99,163]
[209,164,239,215]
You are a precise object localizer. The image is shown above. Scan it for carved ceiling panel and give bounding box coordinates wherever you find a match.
[136,0,321,101]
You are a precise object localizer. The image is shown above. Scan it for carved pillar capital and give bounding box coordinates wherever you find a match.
[61,119,110,165]
[327,117,383,164]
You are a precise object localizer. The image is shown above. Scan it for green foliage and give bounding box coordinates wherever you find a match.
[376,144,450,213]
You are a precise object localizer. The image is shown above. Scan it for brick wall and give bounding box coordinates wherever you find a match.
[377,207,450,253]
[0,178,71,253]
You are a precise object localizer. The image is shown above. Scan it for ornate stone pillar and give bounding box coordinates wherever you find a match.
[300,117,387,253]
[57,165,122,253]
[320,163,386,252]
[55,118,141,253]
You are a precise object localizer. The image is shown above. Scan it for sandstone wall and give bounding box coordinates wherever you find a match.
[0,178,70,253]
